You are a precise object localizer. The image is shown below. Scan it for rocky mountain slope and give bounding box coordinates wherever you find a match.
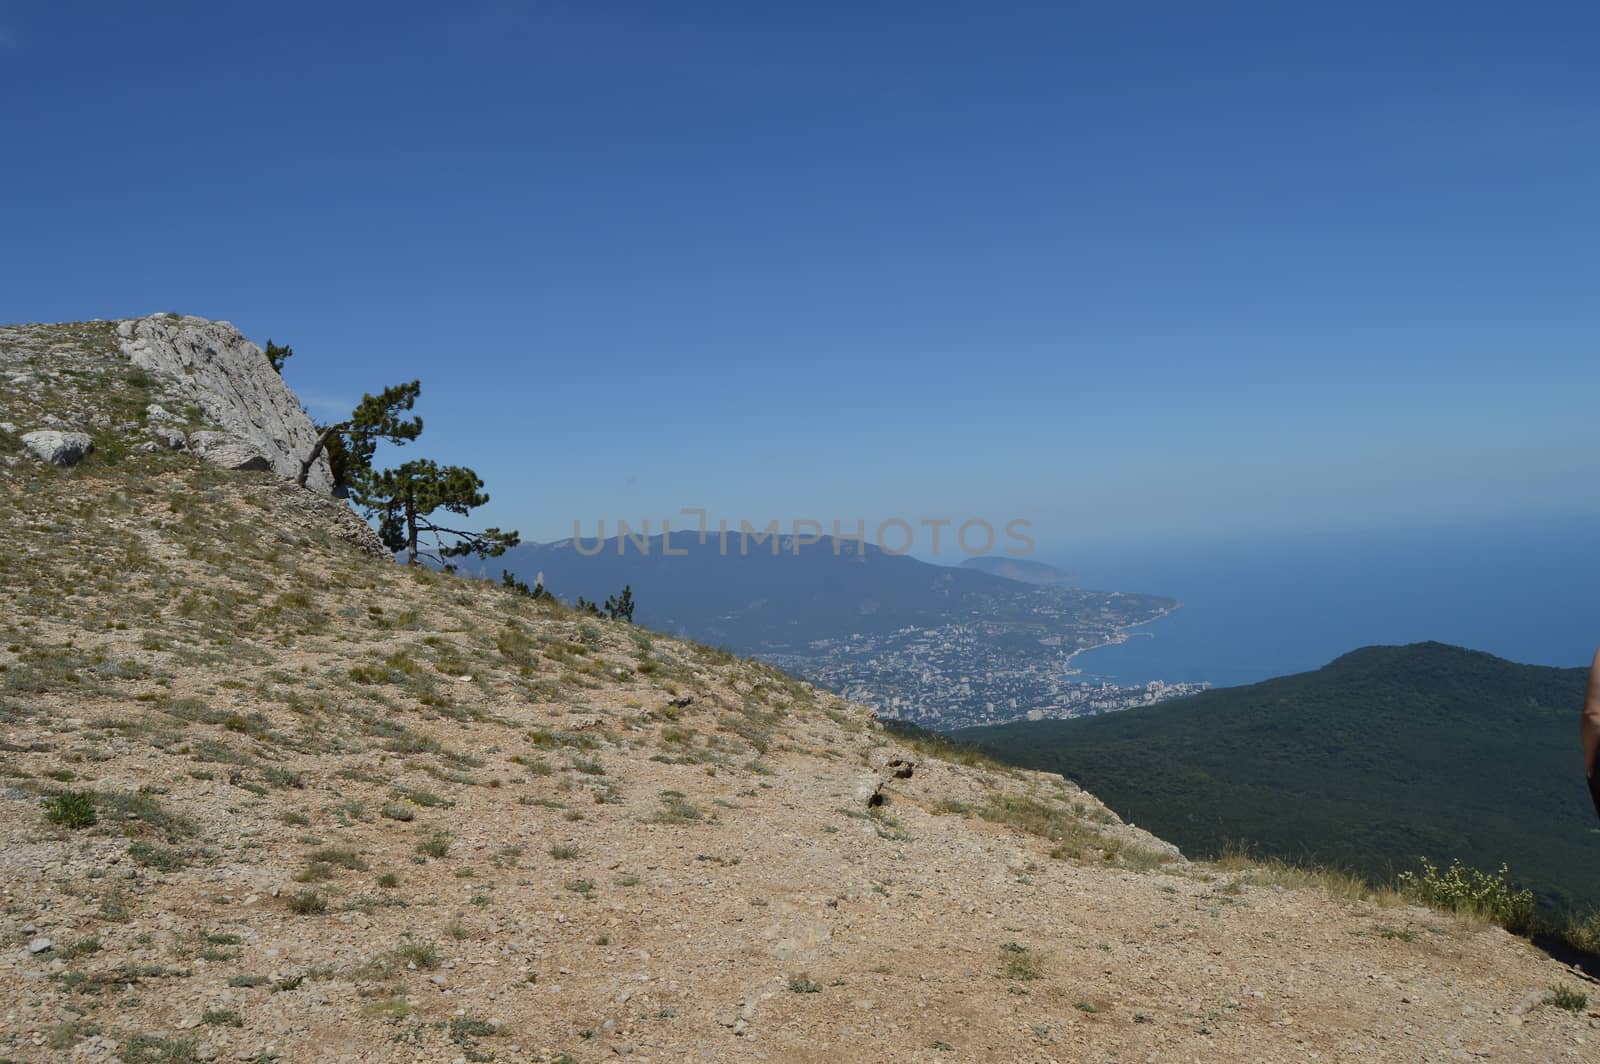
[2,314,339,493]
[0,318,1596,1062]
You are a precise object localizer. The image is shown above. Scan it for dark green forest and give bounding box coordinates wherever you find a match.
[955,643,1600,915]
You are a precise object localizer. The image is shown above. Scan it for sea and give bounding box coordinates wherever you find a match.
[1051,512,1600,689]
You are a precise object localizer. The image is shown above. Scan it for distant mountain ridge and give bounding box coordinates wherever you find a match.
[957,641,1600,913]
[959,556,1076,585]
[454,533,1172,650]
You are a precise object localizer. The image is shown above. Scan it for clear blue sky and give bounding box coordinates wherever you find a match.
[3,2,1597,558]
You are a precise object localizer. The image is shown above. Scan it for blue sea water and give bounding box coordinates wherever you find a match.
[1053,513,1600,688]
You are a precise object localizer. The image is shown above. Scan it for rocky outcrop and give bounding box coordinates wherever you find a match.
[116,315,334,493]
[277,482,391,559]
[20,430,92,467]
[187,429,272,472]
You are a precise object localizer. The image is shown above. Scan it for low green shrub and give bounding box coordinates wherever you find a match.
[43,790,97,829]
[1398,858,1534,933]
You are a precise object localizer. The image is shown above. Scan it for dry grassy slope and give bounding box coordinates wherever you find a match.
[0,324,1597,1063]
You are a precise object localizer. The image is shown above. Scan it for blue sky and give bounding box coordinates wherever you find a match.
[3,2,1597,558]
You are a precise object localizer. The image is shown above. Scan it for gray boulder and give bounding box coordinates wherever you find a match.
[188,430,272,472]
[116,315,333,492]
[21,430,92,467]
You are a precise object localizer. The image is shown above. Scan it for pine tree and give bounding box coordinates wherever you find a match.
[604,585,636,623]
[352,458,518,566]
[321,428,356,494]
[501,570,548,600]
[265,339,293,374]
[298,380,423,489]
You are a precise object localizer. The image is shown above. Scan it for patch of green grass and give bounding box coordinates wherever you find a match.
[490,844,525,869]
[287,890,327,915]
[999,942,1042,981]
[202,1008,243,1027]
[294,862,337,883]
[547,843,579,860]
[975,794,1091,847]
[788,975,822,993]
[43,790,97,829]
[416,832,450,859]
[394,940,441,969]
[511,754,554,776]
[868,807,911,841]
[450,1015,500,1039]
[128,840,187,872]
[1564,911,1600,953]
[363,997,412,1019]
[97,788,200,841]
[122,1034,199,1063]
[58,936,102,959]
[527,727,599,751]
[1116,841,1176,872]
[47,1019,102,1050]
[98,887,133,923]
[1550,984,1588,1012]
[881,720,1004,769]
[393,786,452,808]
[263,766,304,789]
[647,793,706,824]
[307,847,367,871]
[327,799,366,824]
[1214,846,1394,905]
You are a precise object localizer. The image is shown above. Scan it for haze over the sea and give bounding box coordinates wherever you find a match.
[1051,511,1600,688]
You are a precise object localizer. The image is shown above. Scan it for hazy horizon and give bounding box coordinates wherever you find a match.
[470,506,1600,678]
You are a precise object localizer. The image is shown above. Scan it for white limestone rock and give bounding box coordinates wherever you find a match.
[21,430,92,467]
[188,430,271,472]
[116,315,333,492]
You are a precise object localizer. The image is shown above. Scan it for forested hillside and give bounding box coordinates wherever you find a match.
[958,643,1600,914]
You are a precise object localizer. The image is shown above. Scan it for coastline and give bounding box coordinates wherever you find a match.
[1059,600,1184,682]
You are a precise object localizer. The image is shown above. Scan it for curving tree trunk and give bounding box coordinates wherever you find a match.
[297,421,350,488]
